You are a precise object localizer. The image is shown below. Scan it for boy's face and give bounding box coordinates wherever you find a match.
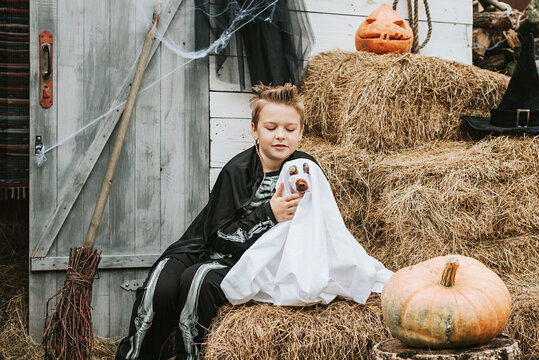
[252,102,304,170]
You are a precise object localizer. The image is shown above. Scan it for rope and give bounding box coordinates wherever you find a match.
[393,0,432,53]
[65,268,94,288]
[409,0,418,51]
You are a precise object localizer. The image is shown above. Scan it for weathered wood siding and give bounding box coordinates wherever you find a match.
[209,0,473,187]
[29,0,209,340]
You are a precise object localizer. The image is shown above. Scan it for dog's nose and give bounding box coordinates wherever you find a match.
[295,180,308,192]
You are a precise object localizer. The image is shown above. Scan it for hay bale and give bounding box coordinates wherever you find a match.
[293,135,538,359]
[0,292,41,359]
[0,220,122,360]
[203,296,390,360]
[206,134,538,358]
[504,274,539,359]
[175,54,534,359]
[300,136,539,274]
[298,137,374,226]
[301,51,509,152]
[204,276,537,360]
[0,290,121,360]
[366,136,539,272]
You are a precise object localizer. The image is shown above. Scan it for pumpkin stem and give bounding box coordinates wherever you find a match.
[440,257,459,287]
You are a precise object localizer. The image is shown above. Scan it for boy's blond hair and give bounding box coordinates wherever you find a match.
[250,83,305,128]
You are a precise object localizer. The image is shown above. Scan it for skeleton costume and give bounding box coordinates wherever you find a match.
[115,146,317,360]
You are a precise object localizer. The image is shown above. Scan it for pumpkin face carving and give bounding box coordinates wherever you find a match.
[381,255,511,349]
[355,4,413,54]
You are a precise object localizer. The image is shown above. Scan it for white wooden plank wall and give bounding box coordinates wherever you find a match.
[209,0,473,187]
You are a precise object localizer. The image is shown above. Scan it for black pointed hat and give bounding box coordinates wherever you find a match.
[462,33,539,134]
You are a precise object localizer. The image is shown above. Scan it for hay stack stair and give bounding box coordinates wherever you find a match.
[203,50,538,360]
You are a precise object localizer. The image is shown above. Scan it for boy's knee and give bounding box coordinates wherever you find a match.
[151,259,185,310]
[178,264,225,302]
[179,264,199,291]
[153,279,179,306]
[199,271,222,296]
[198,271,228,316]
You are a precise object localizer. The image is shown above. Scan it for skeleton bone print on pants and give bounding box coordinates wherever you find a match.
[125,258,170,359]
[179,262,227,360]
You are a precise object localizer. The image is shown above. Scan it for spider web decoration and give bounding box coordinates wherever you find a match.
[194,0,314,88]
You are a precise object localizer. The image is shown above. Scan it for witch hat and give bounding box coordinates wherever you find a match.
[462,33,539,134]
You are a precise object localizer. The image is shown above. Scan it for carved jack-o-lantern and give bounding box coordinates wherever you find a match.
[355,4,413,54]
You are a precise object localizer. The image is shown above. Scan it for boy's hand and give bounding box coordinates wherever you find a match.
[270,183,304,222]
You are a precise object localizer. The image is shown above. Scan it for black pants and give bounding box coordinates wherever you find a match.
[115,253,234,360]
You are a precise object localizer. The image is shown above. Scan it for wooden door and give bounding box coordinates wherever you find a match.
[29,0,209,340]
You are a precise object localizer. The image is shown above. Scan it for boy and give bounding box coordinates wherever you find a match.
[116,83,317,360]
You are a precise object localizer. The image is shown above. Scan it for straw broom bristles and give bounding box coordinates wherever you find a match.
[301,50,509,152]
[42,247,101,360]
[0,221,116,360]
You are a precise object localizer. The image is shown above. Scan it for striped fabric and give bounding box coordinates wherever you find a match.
[0,0,29,199]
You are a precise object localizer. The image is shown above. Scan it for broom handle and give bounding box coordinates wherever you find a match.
[83,3,161,249]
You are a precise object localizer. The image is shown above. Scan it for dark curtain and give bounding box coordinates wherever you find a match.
[0,0,29,199]
[194,0,314,88]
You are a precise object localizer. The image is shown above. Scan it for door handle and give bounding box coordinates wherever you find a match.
[40,31,53,108]
[41,43,52,80]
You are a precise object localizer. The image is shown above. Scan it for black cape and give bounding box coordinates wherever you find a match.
[156,146,317,263]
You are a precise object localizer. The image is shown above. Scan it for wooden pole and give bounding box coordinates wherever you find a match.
[83,3,161,249]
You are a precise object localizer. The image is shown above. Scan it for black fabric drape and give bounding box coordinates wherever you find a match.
[0,1,30,197]
[194,0,314,88]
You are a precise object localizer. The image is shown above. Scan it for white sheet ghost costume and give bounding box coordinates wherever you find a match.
[221,159,393,306]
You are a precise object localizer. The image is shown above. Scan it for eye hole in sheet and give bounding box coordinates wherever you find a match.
[289,165,297,176]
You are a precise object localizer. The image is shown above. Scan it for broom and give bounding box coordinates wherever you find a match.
[42,4,161,359]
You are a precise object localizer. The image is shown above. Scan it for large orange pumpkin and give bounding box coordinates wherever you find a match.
[381,255,511,349]
[355,4,413,54]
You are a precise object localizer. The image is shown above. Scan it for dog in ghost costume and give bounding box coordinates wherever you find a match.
[221,159,393,306]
